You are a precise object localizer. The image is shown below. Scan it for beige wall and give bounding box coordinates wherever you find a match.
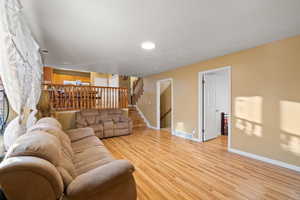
[54,111,77,130]
[119,77,130,89]
[160,85,172,128]
[138,35,300,166]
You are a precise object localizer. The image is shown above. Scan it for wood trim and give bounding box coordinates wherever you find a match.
[156,78,174,131]
[43,67,53,84]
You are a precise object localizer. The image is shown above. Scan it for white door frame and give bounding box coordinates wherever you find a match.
[156,78,174,133]
[198,66,232,149]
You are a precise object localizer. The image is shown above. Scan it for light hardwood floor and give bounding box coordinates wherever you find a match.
[102,128,300,200]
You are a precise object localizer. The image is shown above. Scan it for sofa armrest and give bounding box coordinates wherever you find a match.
[128,120,133,132]
[75,123,86,128]
[66,127,95,142]
[0,156,64,200]
[66,160,135,199]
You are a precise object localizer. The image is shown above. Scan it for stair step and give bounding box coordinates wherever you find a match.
[128,106,147,128]
[132,119,144,122]
[133,120,144,124]
[133,124,147,128]
[129,115,142,118]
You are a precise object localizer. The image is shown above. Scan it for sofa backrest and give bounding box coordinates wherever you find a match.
[75,109,126,127]
[29,118,77,185]
[5,131,62,165]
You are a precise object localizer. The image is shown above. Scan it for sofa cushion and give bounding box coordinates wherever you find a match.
[71,136,104,153]
[75,158,114,175]
[96,112,108,122]
[75,113,88,127]
[85,116,97,126]
[6,131,61,166]
[109,114,119,121]
[88,124,103,133]
[66,128,95,142]
[28,123,71,146]
[36,117,62,129]
[9,128,76,180]
[28,123,74,160]
[73,146,112,165]
[102,121,114,130]
[73,146,114,175]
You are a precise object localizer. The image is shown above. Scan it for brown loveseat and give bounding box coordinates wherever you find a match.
[0,117,137,200]
[75,109,133,139]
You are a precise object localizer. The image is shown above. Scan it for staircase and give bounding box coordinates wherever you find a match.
[131,78,144,105]
[128,106,147,128]
[128,77,147,128]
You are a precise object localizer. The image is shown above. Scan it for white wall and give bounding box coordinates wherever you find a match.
[109,75,119,87]
[94,77,108,87]
[215,69,230,134]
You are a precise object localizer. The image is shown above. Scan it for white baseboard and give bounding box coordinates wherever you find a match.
[148,125,159,130]
[172,130,202,142]
[134,105,152,128]
[229,148,300,172]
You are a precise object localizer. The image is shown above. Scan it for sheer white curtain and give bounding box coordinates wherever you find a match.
[0,0,42,150]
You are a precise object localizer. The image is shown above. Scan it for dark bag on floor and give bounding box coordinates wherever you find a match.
[0,189,7,200]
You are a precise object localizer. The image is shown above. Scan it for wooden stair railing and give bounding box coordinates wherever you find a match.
[160,108,172,121]
[132,78,144,105]
[43,84,128,111]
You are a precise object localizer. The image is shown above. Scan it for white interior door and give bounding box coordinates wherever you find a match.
[203,73,218,141]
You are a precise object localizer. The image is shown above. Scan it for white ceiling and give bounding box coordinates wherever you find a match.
[21,0,300,76]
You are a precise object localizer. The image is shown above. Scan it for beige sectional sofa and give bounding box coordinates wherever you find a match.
[0,117,137,200]
[75,109,133,139]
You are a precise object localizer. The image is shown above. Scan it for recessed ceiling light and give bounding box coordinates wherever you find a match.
[141,41,155,50]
